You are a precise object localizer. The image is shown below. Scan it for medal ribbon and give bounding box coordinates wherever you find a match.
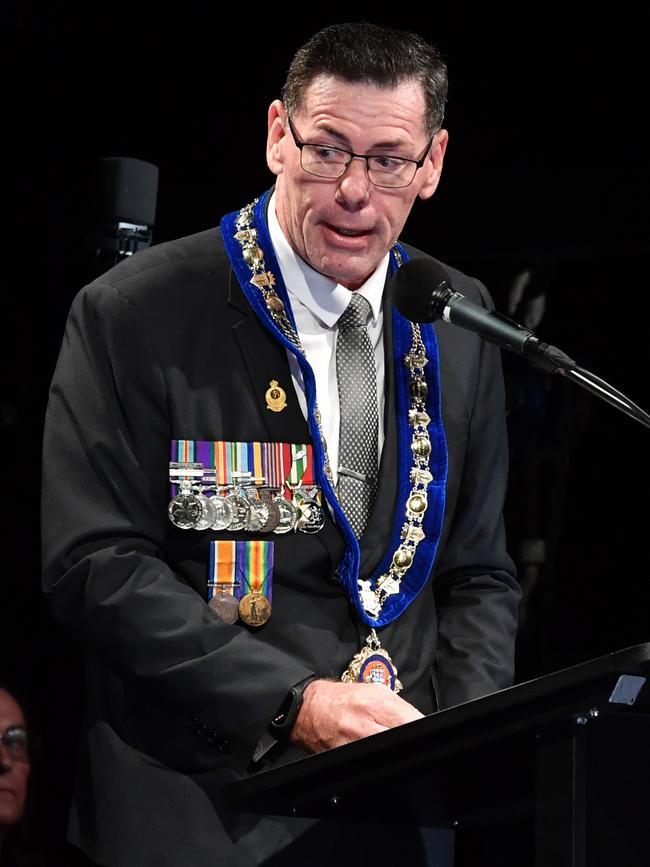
[208,540,240,601]
[172,439,196,463]
[221,192,448,628]
[287,443,313,486]
[262,442,282,489]
[237,540,274,602]
[170,439,313,491]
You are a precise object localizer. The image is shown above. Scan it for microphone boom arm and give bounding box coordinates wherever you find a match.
[429,287,650,431]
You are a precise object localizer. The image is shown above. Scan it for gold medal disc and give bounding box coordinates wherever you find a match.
[239,590,272,626]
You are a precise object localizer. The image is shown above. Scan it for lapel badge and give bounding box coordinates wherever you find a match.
[265,380,287,413]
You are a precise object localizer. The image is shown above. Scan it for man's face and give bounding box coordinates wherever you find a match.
[0,690,30,830]
[267,75,448,289]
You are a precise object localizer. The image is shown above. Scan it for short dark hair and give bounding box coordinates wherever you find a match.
[282,23,448,136]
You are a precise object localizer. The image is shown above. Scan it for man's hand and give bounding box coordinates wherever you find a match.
[290,679,424,753]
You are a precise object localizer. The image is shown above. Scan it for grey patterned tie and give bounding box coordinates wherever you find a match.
[336,293,379,538]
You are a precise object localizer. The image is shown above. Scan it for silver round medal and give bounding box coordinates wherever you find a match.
[168,491,205,530]
[193,493,216,531]
[273,496,299,534]
[225,495,250,531]
[246,500,270,532]
[210,495,235,531]
[258,498,281,532]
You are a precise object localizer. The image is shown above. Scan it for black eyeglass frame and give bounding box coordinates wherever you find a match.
[287,117,434,189]
[0,726,30,763]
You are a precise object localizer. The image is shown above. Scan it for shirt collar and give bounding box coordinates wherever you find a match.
[268,192,388,327]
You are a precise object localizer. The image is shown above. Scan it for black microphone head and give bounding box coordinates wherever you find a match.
[96,157,159,226]
[390,257,452,323]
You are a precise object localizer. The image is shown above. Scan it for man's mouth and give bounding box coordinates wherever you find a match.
[325,223,372,237]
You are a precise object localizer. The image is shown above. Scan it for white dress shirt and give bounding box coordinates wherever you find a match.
[268,194,389,484]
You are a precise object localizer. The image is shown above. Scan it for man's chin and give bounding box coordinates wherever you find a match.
[314,254,379,290]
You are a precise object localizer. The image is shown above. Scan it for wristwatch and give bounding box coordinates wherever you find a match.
[269,674,319,738]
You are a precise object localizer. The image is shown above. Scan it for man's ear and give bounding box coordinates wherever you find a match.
[417,129,449,201]
[266,100,287,176]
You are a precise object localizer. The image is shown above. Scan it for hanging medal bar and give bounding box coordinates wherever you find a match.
[236,540,274,626]
[207,540,241,624]
[168,441,321,534]
[207,539,274,626]
[170,440,315,493]
[285,443,324,534]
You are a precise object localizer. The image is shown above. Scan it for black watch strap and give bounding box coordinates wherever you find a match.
[269,674,319,739]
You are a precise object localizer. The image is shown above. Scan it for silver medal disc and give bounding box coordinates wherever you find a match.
[193,494,216,531]
[258,498,281,532]
[225,495,250,532]
[168,492,205,530]
[273,496,298,534]
[210,495,235,531]
[246,500,270,532]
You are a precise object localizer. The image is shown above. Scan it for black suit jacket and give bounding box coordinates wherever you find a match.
[41,225,519,866]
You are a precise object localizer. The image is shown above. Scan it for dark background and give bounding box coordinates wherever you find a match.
[2,4,649,861]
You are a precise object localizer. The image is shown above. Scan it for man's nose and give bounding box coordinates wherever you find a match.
[336,156,371,206]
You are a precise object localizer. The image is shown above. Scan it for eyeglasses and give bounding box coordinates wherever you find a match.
[287,117,433,189]
[0,727,30,763]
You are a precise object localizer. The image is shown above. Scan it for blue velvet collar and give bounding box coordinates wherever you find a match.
[221,191,447,627]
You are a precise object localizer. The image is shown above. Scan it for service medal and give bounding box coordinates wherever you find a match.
[295,487,324,534]
[209,590,240,625]
[239,590,272,627]
[225,494,250,531]
[168,488,205,530]
[210,495,235,531]
[296,499,325,534]
[193,493,216,531]
[245,499,270,532]
[273,496,298,534]
[257,492,281,532]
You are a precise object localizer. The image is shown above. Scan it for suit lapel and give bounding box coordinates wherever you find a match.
[228,267,308,442]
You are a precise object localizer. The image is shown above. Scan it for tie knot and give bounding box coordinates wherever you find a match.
[338,293,371,333]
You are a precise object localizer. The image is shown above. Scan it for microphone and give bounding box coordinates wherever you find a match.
[92,157,159,276]
[390,258,575,373]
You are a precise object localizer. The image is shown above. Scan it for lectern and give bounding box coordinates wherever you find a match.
[229,644,650,866]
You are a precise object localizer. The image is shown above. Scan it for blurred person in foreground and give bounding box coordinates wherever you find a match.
[0,688,31,867]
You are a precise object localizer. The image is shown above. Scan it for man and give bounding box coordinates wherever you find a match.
[42,23,520,867]
[0,688,31,863]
